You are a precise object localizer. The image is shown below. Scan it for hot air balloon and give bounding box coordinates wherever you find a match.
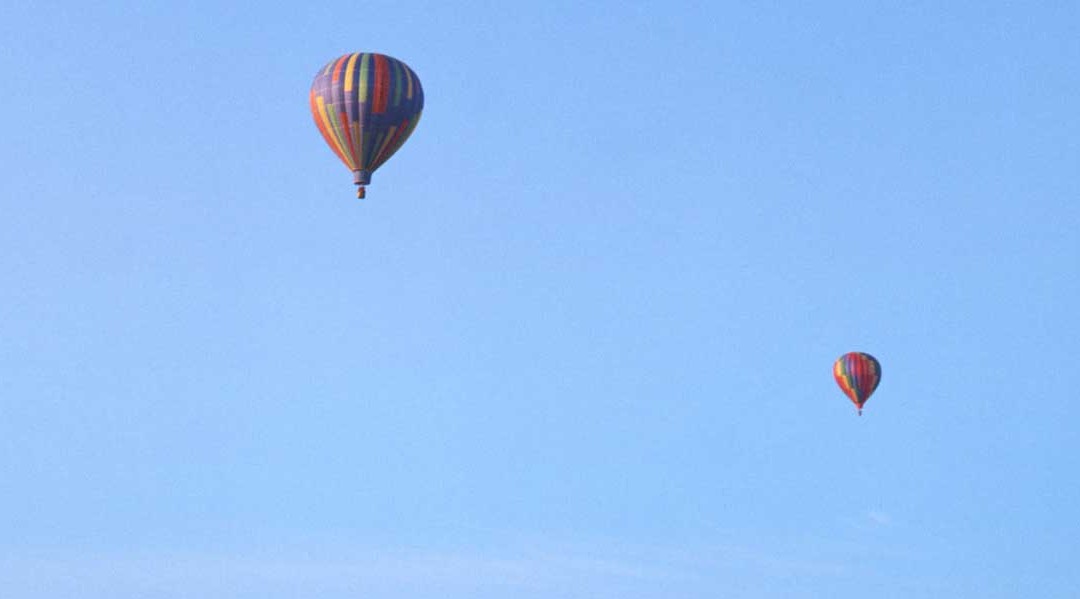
[833,352,881,416]
[310,52,424,199]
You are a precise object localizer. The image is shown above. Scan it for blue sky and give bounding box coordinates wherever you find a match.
[1,1,1078,597]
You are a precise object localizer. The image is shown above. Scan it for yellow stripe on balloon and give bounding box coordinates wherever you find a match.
[317,97,354,169]
[344,53,359,92]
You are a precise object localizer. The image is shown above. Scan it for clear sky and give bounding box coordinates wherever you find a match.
[2,1,1078,597]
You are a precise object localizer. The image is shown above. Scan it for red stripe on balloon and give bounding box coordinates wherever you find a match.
[373,54,390,113]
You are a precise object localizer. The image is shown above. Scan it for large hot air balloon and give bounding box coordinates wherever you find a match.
[833,352,881,416]
[310,52,424,199]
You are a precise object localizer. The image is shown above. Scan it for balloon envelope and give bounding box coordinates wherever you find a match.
[310,52,424,198]
[833,352,881,414]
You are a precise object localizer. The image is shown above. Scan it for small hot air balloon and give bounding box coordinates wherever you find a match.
[310,52,424,199]
[833,352,881,416]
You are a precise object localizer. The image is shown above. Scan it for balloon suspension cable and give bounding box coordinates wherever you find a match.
[357,185,366,199]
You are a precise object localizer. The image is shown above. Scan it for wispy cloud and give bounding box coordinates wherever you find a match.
[0,544,700,599]
[866,509,893,526]
[0,534,870,599]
